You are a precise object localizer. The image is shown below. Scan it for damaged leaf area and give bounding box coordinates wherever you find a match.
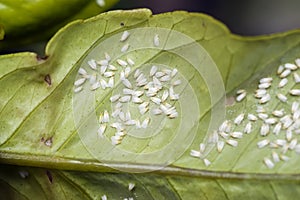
[1,8,300,198]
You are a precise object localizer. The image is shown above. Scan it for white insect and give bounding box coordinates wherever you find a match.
[284,63,297,70]
[199,143,206,153]
[117,59,128,67]
[277,65,284,74]
[111,135,122,145]
[100,79,108,89]
[258,113,268,120]
[273,123,282,135]
[134,69,141,79]
[190,150,201,158]
[151,97,161,105]
[161,90,169,102]
[123,88,134,95]
[108,64,117,71]
[256,106,266,113]
[100,65,107,75]
[289,138,298,150]
[171,68,178,77]
[219,120,230,132]
[74,78,86,86]
[244,122,252,134]
[260,123,270,136]
[230,132,243,139]
[217,141,225,153]
[280,69,291,78]
[122,79,132,89]
[247,114,258,121]
[236,92,247,102]
[127,58,135,66]
[104,52,111,61]
[257,139,269,148]
[278,78,288,88]
[97,59,109,66]
[78,68,87,75]
[101,195,107,200]
[121,43,130,53]
[234,113,245,125]
[153,34,160,47]
[255,89,267,98]
[119,95,131,103]
[104,71,114,78]
[264,118,277,125]
[128,183,135,191]
[272,151,280,163]
[133,90,144,97]
[290,89,300,96]
[152,108,163,115]
[120,30,130,42]
[295,58,300,67]
[292,102,299,113]
[124,67,131,77]
[264,157,274,169]
[259,94,271,104]
[203,158,211,167]
[172,79,182,86]
[150,65,158,77]
[88,59,97,70]
[74,86,83,93]
[91,81,101,91]
[132,96,143,104]
[259,77,273,83]
[141,118,150,128]
[258,82,271,89]
[272,110,284,117]
[103,110,110,123]
[226,139,238,147]
[294,72,300,83]
[219,131,229,139]
[160,75,171,82]
[276,93,287,102]
[98,124,106,138]
[107,77,114,88]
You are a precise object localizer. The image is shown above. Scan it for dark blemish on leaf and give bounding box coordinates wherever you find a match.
[40,137,45,142]
[44,74,52,86]
[36,55,48,61]
[226,96,236,106]
[44,137,53,147]
[202,22,206,27]
[46,170,53,184]
[120,22,124,26]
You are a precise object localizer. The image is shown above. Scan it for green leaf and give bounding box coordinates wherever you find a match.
[1,164,300,199]
[0,0,119,49]
[1,8,300,196]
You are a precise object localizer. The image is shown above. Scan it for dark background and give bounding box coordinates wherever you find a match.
[5,0,300,54]
[114,0,300,35]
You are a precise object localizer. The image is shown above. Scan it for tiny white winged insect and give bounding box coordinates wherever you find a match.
[248,114,258,121]
[244,122,252,134]
[203,158,211,167]
[292,101,299,113]
[259,77,273,83]
[236,92,246,102]
[272,110,284,117]
[78,67,87,75]
[120,30,130,42]
[280,69,291,78]
[272,151,280,163]
[97,59,108,66]
[153,34,160,47]
[128,183,135,191]
[74,78,86,86]
[122,79,132,89]
[257,139,269,148]
[98,124,107,138]
[217,141,225,153]
[290,89,300,96]
[171,68,178,77]
[230,131,243,139]
[150,65,158,77]
[277,65,284,74]
[117,59,128,67]
[294,72,300,83]
[264,157,274,169]
[190,150,201,158]
[121,43,130,52]
[284,63,297,70]
[234,113,245,125]
[278,78,288,88]
[74,86,83,93]
[226,139,238,147]
[258,82,271,89]
[295,58,300,67]
[259,94,271,104]
[276,93,287,102]
[260,123,270,136]
[127,58,135,66]
[141,117,150,128]
[88,59,97,70]
[273,123,282,135]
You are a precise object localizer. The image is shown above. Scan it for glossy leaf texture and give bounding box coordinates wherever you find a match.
[1,164,300,200]
[1,8,300,186]
[0,0,119,49]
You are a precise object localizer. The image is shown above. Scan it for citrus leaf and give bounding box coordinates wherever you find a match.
[0,0,118,49]
[1,8,300,185]
[1,164,300,199]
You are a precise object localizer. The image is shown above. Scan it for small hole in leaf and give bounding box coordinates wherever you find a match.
[120,22,124,26]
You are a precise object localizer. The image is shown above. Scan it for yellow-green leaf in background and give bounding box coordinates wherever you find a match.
[0,0,119,49]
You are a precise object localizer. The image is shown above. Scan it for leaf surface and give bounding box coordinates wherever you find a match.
[1,9,300,186]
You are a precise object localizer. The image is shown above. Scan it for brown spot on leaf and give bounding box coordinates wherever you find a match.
[46,170,53,184]
[44,74,51,86]
[226,96,235,106]
[36,55,48,61]
[120,22,124,26]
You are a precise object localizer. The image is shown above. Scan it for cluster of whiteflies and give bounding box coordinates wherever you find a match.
[191,58,300,169]
[74,30,181,145]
